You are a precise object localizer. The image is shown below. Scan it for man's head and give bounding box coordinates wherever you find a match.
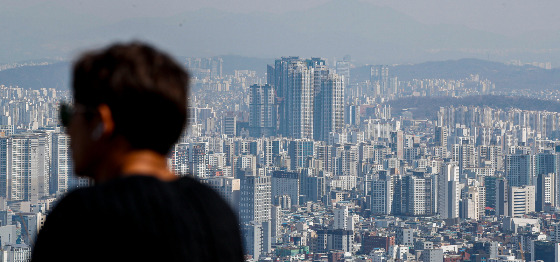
[66,42,189,177]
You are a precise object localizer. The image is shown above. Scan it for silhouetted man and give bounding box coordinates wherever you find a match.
[32,42,243,262]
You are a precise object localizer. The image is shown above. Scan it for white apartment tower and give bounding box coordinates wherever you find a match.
[314,70,345,142]
[438,163,460,219]
[0,133,50,201]
[370,176,393,215]
[508,185,535,217]
[461,186,483,220]
[287,61,314,139]
[51,133,72,195]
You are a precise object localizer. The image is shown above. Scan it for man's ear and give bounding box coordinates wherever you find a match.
[97,104,115,137]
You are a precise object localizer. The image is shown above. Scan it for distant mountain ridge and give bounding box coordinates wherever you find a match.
[387,95,560,120]
[351,58,560,90]
[0,56,274,90]
[0,57,558,91]
[0,62,70,90]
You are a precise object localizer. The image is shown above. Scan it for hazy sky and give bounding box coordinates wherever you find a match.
[5,0,559,35]
[2,0,559,64]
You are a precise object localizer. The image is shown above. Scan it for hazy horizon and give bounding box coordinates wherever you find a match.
[2,0,559,66]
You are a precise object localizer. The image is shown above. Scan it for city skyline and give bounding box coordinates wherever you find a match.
[1,0,560,258]
[2,52,560,260]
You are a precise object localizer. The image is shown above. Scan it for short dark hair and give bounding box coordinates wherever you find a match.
[72,42,189,155]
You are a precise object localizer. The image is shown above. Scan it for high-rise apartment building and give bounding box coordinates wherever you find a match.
[316,229,354,253]
[505,154,534,187]
[288,139,314,170]
[239,175,271,224]
[397,173,435,217]
[438,163,460,219]
[51,133,71,195]
[171,142,209,178]
[314,72,344,142]
[451,140,476,174]
[335,57,350,85]
[479,145,502,170]
[508,185,535,217]
[184,57,223,78]
[370,175,393,215]
[0,133,49,201]
[461,186,485,220]
[333,205,351,230]
[395,227,414,246]
[333,144,359,177]
[271,171,300,207]
[270,57,299,137]
[270,205,282,243]
[302,171,327,203]
[287,61,314,139]
[249,84,276,137]
[50,133,88,195]
[495,177,509,217]
[391,131,404,160]
[371,65,389,96]
[345,104,360,126]
[434,126,448,148]
[233,154,257,178]
[534,153,560,207]
[269,57,344,140]
[484,176,498,209]
[223,114,237,136]
[239,175,272,259]
[536,173,555,212]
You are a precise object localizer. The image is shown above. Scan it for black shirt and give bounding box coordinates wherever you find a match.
[32,175,244,262]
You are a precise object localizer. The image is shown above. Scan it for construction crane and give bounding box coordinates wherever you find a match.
[18,213,32,247]
[518,241,525,261]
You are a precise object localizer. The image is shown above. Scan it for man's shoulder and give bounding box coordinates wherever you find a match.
[51,186,95,212]
[34,175,243,262]
[61,175,231,210]
[173,175,218,194]
[50,175,236,220]
[173,175,234,210]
